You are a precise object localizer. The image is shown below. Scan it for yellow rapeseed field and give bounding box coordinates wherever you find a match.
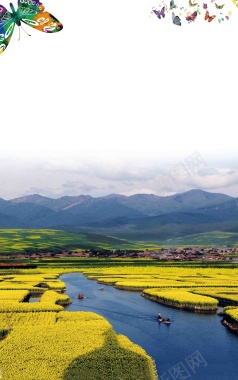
[0,270,158,380]
[82,266,238,309]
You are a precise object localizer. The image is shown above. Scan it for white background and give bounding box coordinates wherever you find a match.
[0,0,238,198]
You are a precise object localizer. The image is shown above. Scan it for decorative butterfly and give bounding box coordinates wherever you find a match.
[203,3,208,8]
[153,6,166,19]
[186,11,197,21]
[215,3,224,9]
[172,12,181,25]
[204,10,216,21]
[169,0,177,10]
[189,0,198,6]
[0,0,63,54]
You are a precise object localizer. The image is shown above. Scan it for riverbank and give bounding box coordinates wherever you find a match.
[141,293,218,313]
[221,318,238,334]
[219,308,238,334]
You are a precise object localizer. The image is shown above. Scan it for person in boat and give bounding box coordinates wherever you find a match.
[158,313,162,319]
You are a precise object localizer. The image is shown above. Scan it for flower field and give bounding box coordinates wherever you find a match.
[0,270,158,380]
[142,289,218,311]
[0,311,157,380]
[1,264,238,378]
[221,307,238,334]
[192,288,238,305]
[224,308,238,323]
[82,266,238,310]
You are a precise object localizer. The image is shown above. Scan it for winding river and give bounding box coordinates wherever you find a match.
[61,273,238,380]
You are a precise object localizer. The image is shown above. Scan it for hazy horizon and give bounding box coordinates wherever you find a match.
[1,180,237,201]
[1,148,238,200]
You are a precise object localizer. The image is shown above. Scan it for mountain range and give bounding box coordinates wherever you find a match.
[0,189,238,241]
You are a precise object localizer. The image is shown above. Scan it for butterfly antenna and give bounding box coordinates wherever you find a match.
[21,24,31,37]
[18,25,31,41]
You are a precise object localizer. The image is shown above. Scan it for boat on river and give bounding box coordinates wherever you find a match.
[158,316,171,324]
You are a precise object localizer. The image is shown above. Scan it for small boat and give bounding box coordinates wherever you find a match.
[163,319,172,325]
[158,317,171,324]
[99,287,104,291]
[77,293,84,299]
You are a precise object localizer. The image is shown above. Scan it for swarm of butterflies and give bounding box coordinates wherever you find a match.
[0,0,62,54]
[151,0,235,26]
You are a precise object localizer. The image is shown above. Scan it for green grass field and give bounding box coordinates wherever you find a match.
[0,229,162,254]
[0,229,148,254]
[160,231,238,247]
[0,229,238,256]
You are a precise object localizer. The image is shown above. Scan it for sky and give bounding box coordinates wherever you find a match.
[1,0,238,200]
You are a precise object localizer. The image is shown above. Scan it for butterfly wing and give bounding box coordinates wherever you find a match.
[215,3,224,9]
[204,10,216,21]
[191,11,197,20]
[172,12,181,25]
[0,5,15,54]
[170,0,177,10]
[153,9,161,18]
[209,15,216,21]
[186,11,197,21]
[189,0,198,6]
[161,6,165,18]
[153,7,165,19]
[17,0,63,33]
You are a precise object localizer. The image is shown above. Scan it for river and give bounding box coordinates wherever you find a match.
[61,273,238,380]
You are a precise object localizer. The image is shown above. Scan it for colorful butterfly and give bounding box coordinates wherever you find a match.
[0,0,63,54]
[153,6,166,19]
[186,11,197,21]
[169,0,177,10]
[203,3,208,8]
[172,12,181,25]
[204,10,216,21]
[189,0,198,6]
[215,3,225,9]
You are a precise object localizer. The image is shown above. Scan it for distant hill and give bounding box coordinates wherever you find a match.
[0,189,235,242]
[112,189,232,216]
[11,189,232,216]
[10,194,93,211]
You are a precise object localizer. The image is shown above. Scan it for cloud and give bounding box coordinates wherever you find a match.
[0,152,238,200]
